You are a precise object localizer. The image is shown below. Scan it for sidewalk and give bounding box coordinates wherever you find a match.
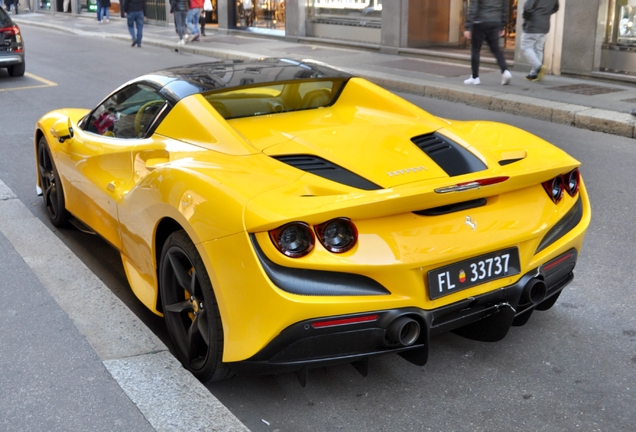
[13,11,636,139]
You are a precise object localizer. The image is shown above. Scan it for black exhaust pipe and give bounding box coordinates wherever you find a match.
[521,278,547,305]
[387,317,420,346]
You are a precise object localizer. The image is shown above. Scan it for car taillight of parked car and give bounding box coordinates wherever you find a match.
[1,25,23,52]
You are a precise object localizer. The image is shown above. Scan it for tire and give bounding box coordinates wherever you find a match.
[159,230,233,382]
[8,61,25,77]
[37,137,71,227]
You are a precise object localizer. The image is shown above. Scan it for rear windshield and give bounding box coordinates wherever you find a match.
[202,79,347,120]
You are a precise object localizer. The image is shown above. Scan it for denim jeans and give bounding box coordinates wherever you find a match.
[469,22,508,78]
[127,11,144,47]
[174,10,187,39]
[98,6,109,21]
[186,7,201,36]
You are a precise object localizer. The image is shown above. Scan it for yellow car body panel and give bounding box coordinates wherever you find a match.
[34,60,590,377]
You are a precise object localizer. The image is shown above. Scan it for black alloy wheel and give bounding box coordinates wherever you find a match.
[159,230,232,382]
[37,137,70,227]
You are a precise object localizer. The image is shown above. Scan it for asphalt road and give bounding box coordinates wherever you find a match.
[2,25,635,432]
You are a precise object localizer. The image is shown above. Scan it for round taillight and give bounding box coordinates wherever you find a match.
[269,222,314,258]
[543,176,564,204]
[315,218,358,253]
[565,169,580,196]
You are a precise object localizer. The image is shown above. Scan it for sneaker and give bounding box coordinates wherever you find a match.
[106,18,109,23]
[191,33,200,42]
[525,73,539,81]
[177,39,185,46]
[464,76,480,85]
[537,65,546,81]
[184,34,190,41]
[501,70,512,85]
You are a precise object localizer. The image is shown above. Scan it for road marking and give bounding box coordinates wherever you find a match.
[0,72,57,92]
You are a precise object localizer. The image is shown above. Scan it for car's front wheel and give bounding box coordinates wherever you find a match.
[159,230,233,382]
[37,137,70,227]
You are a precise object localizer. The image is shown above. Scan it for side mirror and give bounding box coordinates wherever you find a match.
[51,117,74,143]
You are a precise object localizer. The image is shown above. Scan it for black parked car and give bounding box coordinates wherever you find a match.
[0,7,25,77]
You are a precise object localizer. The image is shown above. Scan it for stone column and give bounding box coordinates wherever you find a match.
[285,0,306,42]
[381,0,408,54]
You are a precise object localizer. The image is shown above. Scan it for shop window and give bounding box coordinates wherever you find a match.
[305,0,382,43]
[308,0,382,26]
[237,0,285,30]
[606,0,636,45]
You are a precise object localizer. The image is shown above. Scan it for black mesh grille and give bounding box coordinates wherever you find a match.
[273,155,381,191]
[411,132,487,176]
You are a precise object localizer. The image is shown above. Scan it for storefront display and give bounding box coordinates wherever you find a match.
[603,0,636,75]
[236,0,285,29]
[305,0,382,43]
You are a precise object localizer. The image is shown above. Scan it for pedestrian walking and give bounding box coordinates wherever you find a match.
[98,0,111,23]
[6,0,18,14]
[200,0,212,36]
[243,0,253,27]
[125,0,146,47]
[170,0,188,45]
[186,0,203,42]
[463,0,512,86]
[521,0,559,81]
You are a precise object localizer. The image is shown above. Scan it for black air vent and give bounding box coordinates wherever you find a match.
[411,132,487,176]
[413,198,487,216]
[273,155,381,191]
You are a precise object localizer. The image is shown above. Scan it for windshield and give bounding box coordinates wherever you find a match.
[202,78,347,119]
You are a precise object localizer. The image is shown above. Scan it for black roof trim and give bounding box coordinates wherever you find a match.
[138,58,353,101]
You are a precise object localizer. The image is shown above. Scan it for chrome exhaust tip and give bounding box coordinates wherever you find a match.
[387,316,421,346]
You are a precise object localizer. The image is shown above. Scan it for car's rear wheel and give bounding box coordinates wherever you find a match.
[37,137,70,227]
[8,62,25,77]
[159,230,233,382]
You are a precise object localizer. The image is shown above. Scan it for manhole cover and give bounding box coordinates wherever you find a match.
[548,84,624,96]
[378,59,478,78]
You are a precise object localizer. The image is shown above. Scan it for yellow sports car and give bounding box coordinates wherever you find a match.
[35,59,590,383]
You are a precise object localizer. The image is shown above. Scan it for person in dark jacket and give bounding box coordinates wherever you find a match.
[170,0,188,45]
[124,0,147,47]
[522,0,559,81]
[463,0,512,86]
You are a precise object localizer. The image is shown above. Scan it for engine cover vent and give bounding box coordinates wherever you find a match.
[273,155,381,191]
[411,132,487,177]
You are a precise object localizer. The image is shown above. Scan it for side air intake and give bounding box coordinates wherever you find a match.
[411,132,487,176]
[273,155,381,191]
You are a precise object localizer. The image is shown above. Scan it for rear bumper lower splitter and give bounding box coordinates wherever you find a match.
[229,249,578,376]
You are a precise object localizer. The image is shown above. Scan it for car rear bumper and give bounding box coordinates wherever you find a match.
[229,248,577,376]
[0,54,24,66]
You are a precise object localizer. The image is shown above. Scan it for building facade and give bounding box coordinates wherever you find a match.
[34,0,636,80]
